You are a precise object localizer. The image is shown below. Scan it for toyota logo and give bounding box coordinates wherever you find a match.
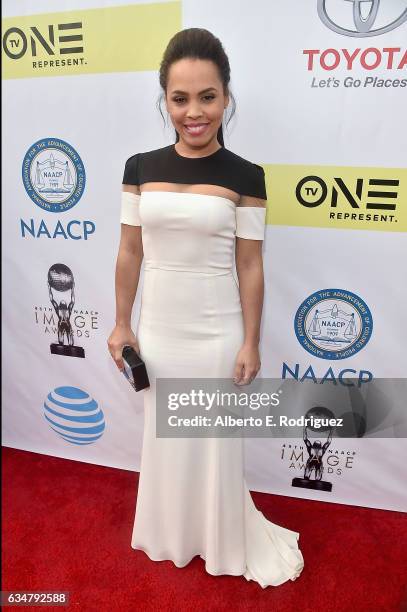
[317,0,407,37]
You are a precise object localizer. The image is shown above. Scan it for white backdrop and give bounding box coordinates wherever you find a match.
[2,0,407,512]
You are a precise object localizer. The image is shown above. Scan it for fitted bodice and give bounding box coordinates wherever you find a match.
[139,191,238,275]
[120,145,268,274]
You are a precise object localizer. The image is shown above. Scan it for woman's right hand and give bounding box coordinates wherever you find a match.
[107,324,140,372]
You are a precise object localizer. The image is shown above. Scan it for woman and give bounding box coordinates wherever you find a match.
[108,28,304,588]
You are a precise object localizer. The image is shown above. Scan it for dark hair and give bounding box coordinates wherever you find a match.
[157,28,236,146]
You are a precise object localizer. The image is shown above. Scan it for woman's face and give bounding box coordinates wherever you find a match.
[166,58,229,148]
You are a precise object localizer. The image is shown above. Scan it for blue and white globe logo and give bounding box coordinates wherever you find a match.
[294,288,373,360]
[44,386,105,445]
[22,137,86,213]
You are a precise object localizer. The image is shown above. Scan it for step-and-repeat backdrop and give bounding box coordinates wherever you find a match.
[2,0,406,512]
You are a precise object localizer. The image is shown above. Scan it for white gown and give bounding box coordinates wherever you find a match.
[120,188,304,588]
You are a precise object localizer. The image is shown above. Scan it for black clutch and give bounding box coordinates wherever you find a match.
[122,345,150,391]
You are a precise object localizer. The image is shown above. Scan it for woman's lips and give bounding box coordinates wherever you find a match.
[184,123,209,135]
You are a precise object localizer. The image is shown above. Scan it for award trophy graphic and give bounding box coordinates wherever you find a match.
[48,263,85,358]
[292,407,333,492]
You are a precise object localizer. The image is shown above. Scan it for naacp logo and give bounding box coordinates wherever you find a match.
[22,137,86,213]
[294,289,373,360]
[317,0,407,37]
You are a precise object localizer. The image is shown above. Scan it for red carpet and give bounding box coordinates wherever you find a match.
[2,446,406,611]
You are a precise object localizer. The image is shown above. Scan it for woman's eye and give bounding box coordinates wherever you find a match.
[173,95,215,104]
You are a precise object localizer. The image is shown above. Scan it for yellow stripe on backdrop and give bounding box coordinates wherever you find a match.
[263,164,406,232]
[2,2,181,79]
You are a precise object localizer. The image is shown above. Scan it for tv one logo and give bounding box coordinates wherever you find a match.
[296,175,399,218]
[2,22,83,60]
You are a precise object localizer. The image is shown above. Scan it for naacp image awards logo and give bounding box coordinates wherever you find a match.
[294,288,373,360]
[22,137,86,213]
[48,263,85,358]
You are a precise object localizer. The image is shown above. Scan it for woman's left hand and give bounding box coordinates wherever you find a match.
[233,343,261,385]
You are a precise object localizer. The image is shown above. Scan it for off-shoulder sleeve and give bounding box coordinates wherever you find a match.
[235,206,266,240]
[120,154,141,225]
[120,191,141,226]
[235,163,267,239]
[122,153,139,185]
